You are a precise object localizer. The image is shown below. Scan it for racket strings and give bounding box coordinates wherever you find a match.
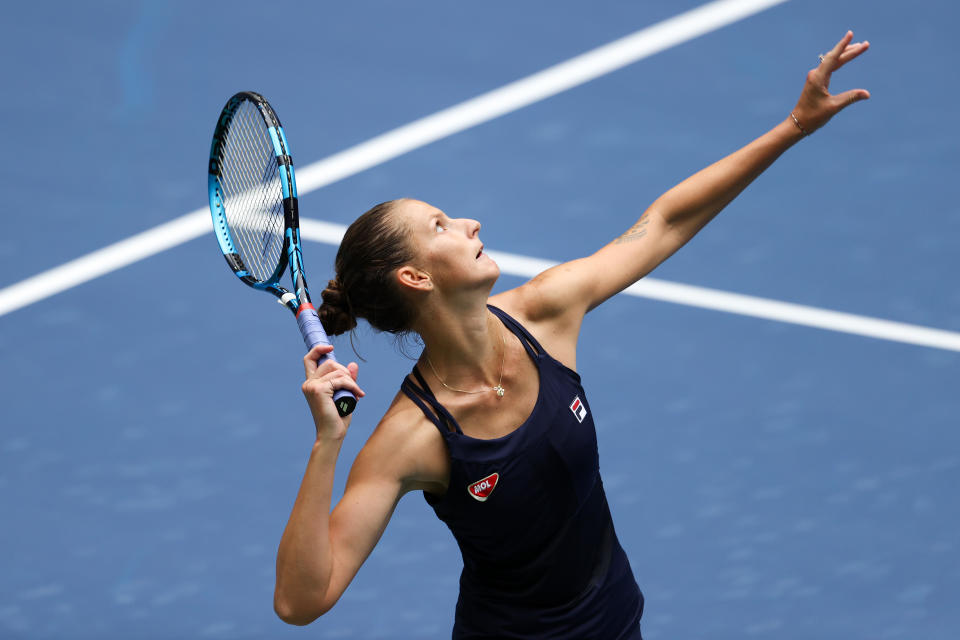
[218,101,285,282]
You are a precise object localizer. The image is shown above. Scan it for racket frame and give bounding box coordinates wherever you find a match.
[208,92,301,312]
[208,91,357,416]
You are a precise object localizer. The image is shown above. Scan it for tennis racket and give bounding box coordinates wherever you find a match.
[208,91,357,417]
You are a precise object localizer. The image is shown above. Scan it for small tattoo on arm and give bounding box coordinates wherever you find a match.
[613,213,650,244]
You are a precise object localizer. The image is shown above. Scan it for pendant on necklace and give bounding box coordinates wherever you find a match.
[493,385,505,398]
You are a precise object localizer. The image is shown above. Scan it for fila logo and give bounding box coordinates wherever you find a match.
[467,472,499,502]
[569,396,587,423]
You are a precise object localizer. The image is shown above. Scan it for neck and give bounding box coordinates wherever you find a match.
[416,298,502,389]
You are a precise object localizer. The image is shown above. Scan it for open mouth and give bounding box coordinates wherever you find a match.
[476,245,484,259]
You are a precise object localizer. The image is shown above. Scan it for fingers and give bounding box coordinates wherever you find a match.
[826,30,855,64]
[834,41,870,70]
[821,31,870,109]
[817,31,869,76]
[346,361,360,379]
[302,368,365,408]
[303,344,334,377]
[303,346,365,398]
[309,367,365,399]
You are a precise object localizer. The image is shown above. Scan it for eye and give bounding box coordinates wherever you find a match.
[435,221,447,233]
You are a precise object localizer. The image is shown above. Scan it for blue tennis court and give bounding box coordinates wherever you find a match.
[1,1,958,638]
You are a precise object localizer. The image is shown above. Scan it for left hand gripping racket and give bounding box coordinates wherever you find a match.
[208,91,357,417]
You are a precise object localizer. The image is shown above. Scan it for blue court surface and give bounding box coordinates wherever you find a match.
[1,1,958,638]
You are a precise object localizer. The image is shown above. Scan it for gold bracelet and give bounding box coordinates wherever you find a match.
[790,112,810,136]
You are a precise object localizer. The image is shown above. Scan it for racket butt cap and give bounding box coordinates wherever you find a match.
[335,393,357,417]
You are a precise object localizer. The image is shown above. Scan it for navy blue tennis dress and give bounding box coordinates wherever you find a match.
[401,305,643,639]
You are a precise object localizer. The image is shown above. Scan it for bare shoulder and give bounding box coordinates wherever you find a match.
[356,389,450,496]
[490,261,589,321]
[488,280,583,371]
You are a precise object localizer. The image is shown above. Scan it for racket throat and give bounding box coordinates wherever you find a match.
[295,301,316,318]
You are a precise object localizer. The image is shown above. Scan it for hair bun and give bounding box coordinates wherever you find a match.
[318,278,358,336]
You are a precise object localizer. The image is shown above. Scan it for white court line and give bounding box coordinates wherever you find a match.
[0,210,212,318]
[299,219,960,353]
[0,0,787,318]
[292,0,791,193]
[3,0,958,354]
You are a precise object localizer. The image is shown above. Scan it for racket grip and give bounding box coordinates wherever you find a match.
[297,306,357,417]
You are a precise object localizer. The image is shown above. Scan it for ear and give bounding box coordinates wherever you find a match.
[396,265,433,292]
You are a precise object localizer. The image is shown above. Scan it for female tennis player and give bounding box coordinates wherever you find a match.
[273,32,870,638]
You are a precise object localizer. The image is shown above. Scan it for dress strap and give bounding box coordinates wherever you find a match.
[487,304,544,359]
[400,366,464,435]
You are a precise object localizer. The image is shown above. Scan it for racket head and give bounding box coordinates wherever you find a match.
[208,91,298,297]
[207,91,357,416]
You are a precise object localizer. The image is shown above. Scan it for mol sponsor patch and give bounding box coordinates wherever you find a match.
[467,472,499,502]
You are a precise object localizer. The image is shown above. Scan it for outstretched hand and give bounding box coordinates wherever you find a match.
[792,31,870,135]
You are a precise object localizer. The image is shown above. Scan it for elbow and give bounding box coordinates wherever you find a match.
[273,589,331,626]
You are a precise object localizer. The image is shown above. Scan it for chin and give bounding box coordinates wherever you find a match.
[474,263,500,296]
[484,259,500,283]
[478,250,499,272]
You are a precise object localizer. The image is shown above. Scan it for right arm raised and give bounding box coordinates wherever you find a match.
[274,346,447,625]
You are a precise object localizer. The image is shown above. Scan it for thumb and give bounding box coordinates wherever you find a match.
[833,88,871,109]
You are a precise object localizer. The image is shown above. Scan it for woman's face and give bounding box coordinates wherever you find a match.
[392,199,500,294]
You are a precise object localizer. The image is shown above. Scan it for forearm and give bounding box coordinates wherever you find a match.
[274,437,344,623]
[652,116,804,241]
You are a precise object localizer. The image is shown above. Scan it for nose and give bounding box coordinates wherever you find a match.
[464,218,481,237]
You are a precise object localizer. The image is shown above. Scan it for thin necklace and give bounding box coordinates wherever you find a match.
[424,320,506,398]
